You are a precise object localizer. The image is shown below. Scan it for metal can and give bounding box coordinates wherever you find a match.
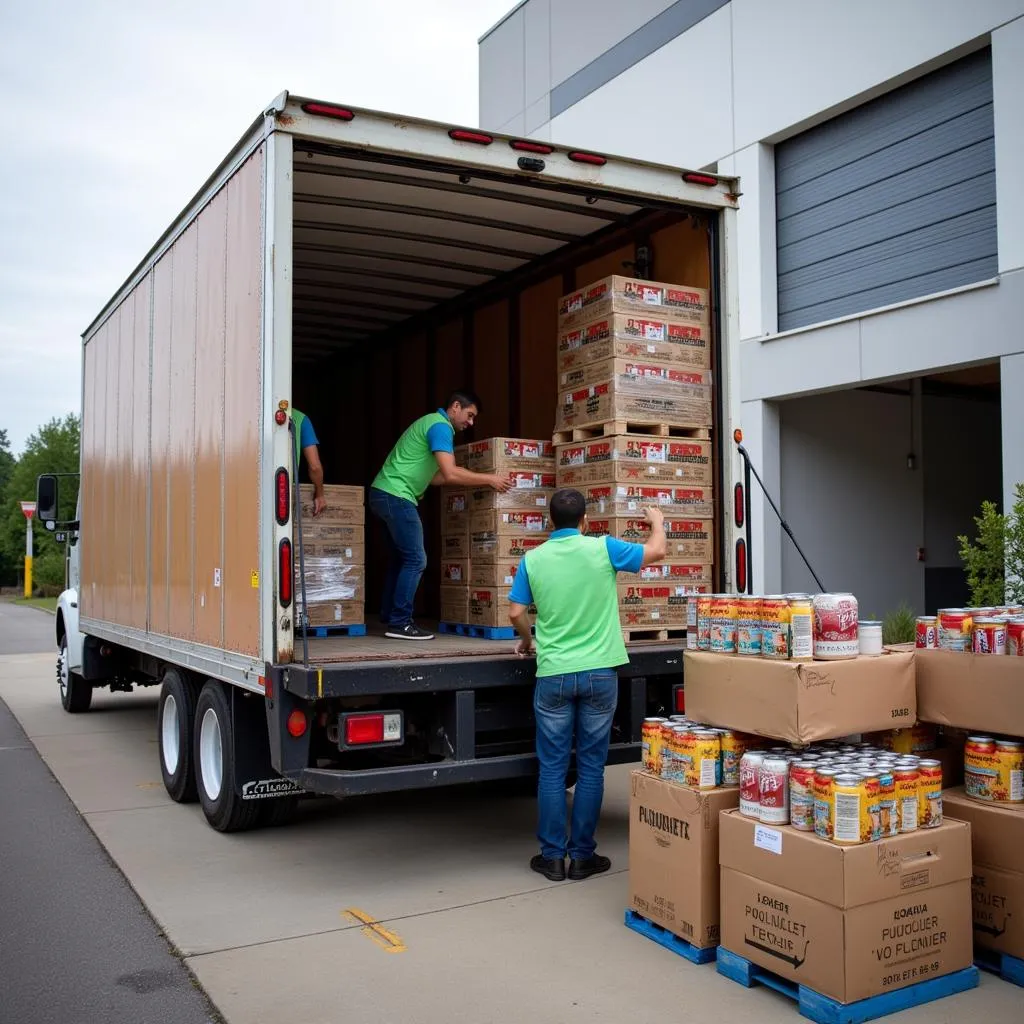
[813,593,860,660]
[739,751,766,818]
[876,768,897,838]
[642,717,668,773]
[719,730,747,786]
[696,594,712,650]
[918,759,943,828]
[973,617,1008,655]
[760,595,792,659]
[938,608,973,652]
[814,768,839,840]
[832,773,867,845]
[964,736,999,801]
[787,594,814,661]
[789,760,817,832]
[709,595,739,654]
[758,755,790,824]
[686,596,698,650]
[915,616,939,649]
[689,730,721,790]
[673,725,697,784]
[1008,617,1024,657]
[894,765,920,832]
[660,722,679,779]
[736,595,763,656]
[996,741,1024,803]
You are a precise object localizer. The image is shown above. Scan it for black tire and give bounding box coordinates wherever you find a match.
[58,636,92,714]
[193,681,260,833]
[258,796,300,828]
[158,669,199,803]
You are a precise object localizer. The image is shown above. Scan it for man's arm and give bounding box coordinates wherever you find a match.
[639,507,667,566]
[507,558,534,656]
[433,451,511,491]
[303,444,326,516]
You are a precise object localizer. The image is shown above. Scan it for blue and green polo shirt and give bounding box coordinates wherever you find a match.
[371,408,455,505]
[509,529,644,678]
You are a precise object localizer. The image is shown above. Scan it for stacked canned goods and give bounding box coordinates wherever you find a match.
[736,740,943,844]
[641,716,752,790]
[691,592,820,660]
[919,606,1024,654]
[963,733,1024,803]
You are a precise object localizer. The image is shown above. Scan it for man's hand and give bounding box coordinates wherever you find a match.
[515,636,534,658]
[313,495,327,517]
[643,506,665,528]
[490,474,513,493]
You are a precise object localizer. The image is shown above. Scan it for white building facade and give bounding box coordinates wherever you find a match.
[479,0,1024,617]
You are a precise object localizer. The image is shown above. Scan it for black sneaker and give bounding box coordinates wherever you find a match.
[530,855,566,881]
[568,854,611,880]
[385,623,435,641]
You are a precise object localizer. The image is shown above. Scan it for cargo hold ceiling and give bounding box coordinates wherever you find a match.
[290,142,650,362]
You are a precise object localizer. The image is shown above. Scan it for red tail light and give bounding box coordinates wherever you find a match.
[673,685,685,713]
[735,538,747,594]
[287,709,307,738]
[568,151,607,166]
[279,538,292,607]
[342,711,403,747]
[511,140,554,154]
[683,172,718,186]
[276,468,290,525]
[734,482,744,528]
[261,675,273,699]
[449,129,493,145]
[301,102,355,121]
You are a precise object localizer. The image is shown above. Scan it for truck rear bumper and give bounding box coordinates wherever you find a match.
[295,742,640,797]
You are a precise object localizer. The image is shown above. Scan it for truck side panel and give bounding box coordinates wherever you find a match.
[80,327,100,619]
[129,276,152,632]
[150,256,173,636]
[114,297,134,623]
[223,147,264,659]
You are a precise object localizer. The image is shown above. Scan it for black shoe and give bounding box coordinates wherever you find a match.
[530,855,566,881]
[385,623,435,641]
[568,855,611,880]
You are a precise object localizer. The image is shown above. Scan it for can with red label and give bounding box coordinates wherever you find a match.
[1008,617,1024,657]
[789,760,817,832]
[739,751,765,818]
[813,593,860,660]
[973,617,1008,655]
[915,616,939,649]
[938,608,973,652]
[758,755,790,825]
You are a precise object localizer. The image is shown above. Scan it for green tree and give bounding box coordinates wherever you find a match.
[0,415,80,593]
[957,482,1024,606]
[0,429,16,585]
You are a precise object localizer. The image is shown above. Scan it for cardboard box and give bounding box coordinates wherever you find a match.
[298,600,364,628]
[943,788,1024,959]
[683,650,917,745]
[469,509,550,537]
[468,587,531,627]
[300,483,364,508]
[300,541,365,563]
[587,517,714,563]
[631,562,712,586]
[440,585,470,623]
[556,435,713,487]
[441,530,471,559]
[470,559,522,587]
[296,558,363,603]
[297,523,364,546]
[558,275,710,330]
[583,483,715,520]
[467,474,555,513]
[557,313,710,373]
[464,437,554,473]
[439,558,470,585]
[470,532,549,562]
[629,771,739,947]
[915,649,1024,734]
[618,583,695,628]
[298,501,363,526]
[440,488,472,535]
[556,380,712,432]
[719,811,973,1004]
[560,358,712,396]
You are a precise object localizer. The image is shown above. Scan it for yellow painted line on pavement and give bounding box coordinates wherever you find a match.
[136,782,164,789]
[342,907,407,953]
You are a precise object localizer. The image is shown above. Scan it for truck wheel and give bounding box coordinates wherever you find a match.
[158,669,199,803]
[193,681,259,833]
[58,636,92,713]
[258,796,300,828]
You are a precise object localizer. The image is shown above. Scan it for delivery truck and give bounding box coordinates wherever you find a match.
[37,92,744,831]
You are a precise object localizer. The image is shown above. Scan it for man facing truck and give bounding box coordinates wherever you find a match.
[290,407,326,517]
[508,491,667,881]
[369,390,511,641]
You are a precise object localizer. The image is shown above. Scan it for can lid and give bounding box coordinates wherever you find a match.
[834,773,862,783]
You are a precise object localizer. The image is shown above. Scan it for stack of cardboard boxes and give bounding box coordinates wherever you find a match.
[553,276,715,635]
[438,438,553,629]
[295,483,365,630]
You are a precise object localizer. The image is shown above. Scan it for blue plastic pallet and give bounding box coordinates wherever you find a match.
[623,910,717,966]
[438,621,517,640]
[716,946,979,1024]
[299,623,367,638]
[975,947,1024,987]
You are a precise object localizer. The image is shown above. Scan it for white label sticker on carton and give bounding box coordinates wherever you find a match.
[651,610,660,620]
[627,501,638,511]
[345,548,352,558]
[754,826,783,856]
[503,575,514,585]
[647,344,656,353]
[536,498,546,506]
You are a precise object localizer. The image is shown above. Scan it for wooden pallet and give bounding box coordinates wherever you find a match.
[623,627,687,643]
[552,420,711,444]
[297,622,367,638]
[975,947,1024,987]
[716,946,979,1024]
[624,910,717,966]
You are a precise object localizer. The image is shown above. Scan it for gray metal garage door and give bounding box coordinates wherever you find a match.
[776,48,996,332]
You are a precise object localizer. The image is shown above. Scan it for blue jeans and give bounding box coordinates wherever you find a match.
[368,488,427,626]
[533,669,619,861]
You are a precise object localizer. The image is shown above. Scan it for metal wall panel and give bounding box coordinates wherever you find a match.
[129,275,151,631]
[194,189,228,648]
[113,298,134,624]
[79,328,100,620]
[651,220,710,289]
[101,318,118,622]
[434,321,465,406]
[222,148,264,659]
[149,256,173,636]
[473,302,510,437]
[777,48,996,331]
[518,276,562,440]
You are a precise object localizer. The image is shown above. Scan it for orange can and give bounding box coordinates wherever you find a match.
[813,767,839,840]
[736,595,763,656]
[709,595,738,654]
[996,741,1024,803]
[832,774,868,845]
[894,765,919,832]
[696,594,713,650]
[760,595,792,660]
[642,718,667,773]
[918,759,943,827]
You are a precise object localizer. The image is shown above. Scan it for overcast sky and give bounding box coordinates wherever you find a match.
[0,0,514,454]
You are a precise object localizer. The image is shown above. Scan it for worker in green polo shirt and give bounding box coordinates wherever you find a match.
[508,488,666,882]
[369,389,511,642]
[290,407,326,517]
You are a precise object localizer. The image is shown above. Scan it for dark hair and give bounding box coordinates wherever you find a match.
[550,488,586,529]
[447,389,481,412]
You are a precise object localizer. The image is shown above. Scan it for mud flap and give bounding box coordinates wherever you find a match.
[231,686,304,801]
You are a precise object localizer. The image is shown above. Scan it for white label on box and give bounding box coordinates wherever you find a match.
[627,501,638,511]
[345,548,353,558]
[644,323,665,340]
[536,498,546,506]
[564,393,572,407]
[651,610,660,619]
[503,575,514,585]
[334,606,342,621]
[647,344,656,353]
[754,826,783,856]
[676,469,683,476]
[641,287,661,305]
